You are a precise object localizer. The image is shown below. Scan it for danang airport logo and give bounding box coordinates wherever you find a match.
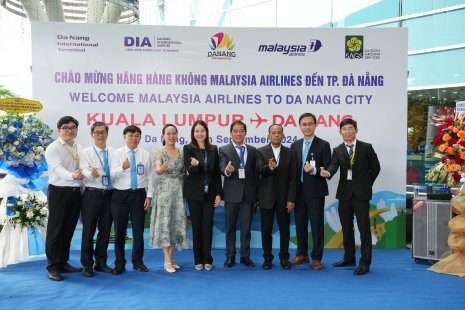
[258,39,323,56]
[345,36,363,59]
[124,36,182,53]
[208,32,236,60]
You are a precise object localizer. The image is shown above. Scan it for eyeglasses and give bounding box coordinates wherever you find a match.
[60,126,77,132]
[93,131,108,136]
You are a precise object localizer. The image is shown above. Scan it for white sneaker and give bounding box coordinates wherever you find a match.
[204,264,213,271]
[195,264,203,271]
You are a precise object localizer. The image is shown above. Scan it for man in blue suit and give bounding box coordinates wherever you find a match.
[219,121,258,268]
[291,113,331,271]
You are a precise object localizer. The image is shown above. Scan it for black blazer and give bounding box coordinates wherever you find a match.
[219,143,258,204]
[256,144,297,210]
[183,144,222,202]
[291,136,331,198]
[327,140,381,201]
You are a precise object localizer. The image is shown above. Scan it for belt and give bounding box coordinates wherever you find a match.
[49,184,81,192]
[85,187,112,194]
[116,188,145,193]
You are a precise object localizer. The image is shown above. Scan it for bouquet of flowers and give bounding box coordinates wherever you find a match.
[426,106,465,186]
[6,194,48,233]
[0,113,53,183]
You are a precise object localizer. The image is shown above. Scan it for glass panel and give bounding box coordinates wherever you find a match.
[276,0,331,27]
[332,0,399,27]
[163,0,192,25]
[407,87,465,185]
[369,21,400,27]
[408,49,465,88]
[402,0,465,15]
[403,9,465,50]
[230,1,276,27]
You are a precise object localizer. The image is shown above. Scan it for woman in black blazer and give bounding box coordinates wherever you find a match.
[183,120,222,271]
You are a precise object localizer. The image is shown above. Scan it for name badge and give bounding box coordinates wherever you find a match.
[137,164,144,175]
[347,169,353,180]
[238,168,245,179]
[102,175,109,186]
[204,184,209,193]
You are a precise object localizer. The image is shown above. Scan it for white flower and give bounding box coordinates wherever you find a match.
[26,210,34,218]
[10,146,16,152]
[40,208,48,215]
[2,124,7,129]
[13,141,19,145]
[8,126,16,132]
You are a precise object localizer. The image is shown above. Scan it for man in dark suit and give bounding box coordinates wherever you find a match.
[257,124,297,270]
[321,118,380,275]
[219,121,258,268]
[291,113,331,271]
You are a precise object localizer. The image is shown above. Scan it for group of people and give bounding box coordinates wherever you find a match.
[43,113,380,282]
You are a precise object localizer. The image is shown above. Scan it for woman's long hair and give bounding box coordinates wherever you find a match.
[190,120,213,151]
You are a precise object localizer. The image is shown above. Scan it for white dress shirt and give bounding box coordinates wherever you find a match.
[79,144,114,189]
[271,145,281,164]
[45,138,83,187]
[111,145,155,198]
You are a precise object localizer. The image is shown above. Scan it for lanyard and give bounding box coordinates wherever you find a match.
[349,149,356,167]
[92,146,108,171]
[59,138,79,165]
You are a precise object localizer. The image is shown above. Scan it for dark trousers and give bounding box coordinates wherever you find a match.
[188,199,215,265]
[46,184,82,272]
[80,188,113,268]
[339,198,372,266]
[111,189,147,267]
[224,198,254,258]
[260,204,290,261]
[295,193,325,261]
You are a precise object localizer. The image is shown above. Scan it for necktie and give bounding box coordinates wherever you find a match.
[236,146,245,168]
[347,144,354,167]
[102,150,112,190]
[301,140,310,182]
[130,150,137,190]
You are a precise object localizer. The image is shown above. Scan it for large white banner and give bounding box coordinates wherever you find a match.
[32,22,407,247]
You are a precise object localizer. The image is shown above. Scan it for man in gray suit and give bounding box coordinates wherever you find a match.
[219,121,258,268]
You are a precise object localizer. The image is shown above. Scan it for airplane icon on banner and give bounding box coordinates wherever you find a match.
[250,113,268,128]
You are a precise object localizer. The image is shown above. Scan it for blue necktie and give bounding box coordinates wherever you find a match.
[130,150,137,190]
[102,150,112,190]
[347,144,354,157]
[236,146,245,168]
[301,140,310,182]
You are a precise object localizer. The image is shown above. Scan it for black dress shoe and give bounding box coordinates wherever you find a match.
[224,257,235,268]
[94,264,113,273]
[262,261,272,269]
[353,265,370,275]
[240,257,255,268]
[60,263,83,273]
[112,265,126,275]
[48,270,64,281]
[82,266,94,277]
[133,263,148,272]
[332,259,356,267]
[280,259,291,270]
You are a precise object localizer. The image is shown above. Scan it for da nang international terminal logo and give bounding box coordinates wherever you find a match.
[208,32,236,60]
[345,35,363,59]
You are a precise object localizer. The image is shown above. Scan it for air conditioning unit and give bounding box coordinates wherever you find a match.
[412,199,451,262]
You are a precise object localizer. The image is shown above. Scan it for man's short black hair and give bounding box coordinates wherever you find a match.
[298,113,317,124]
[123,125,142,135]
[57,116,79,129]
[339,118,357,130]
[91,121,109,133]
[230,120,247,133]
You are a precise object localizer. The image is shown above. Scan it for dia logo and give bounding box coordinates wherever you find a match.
[124,36,153,47]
